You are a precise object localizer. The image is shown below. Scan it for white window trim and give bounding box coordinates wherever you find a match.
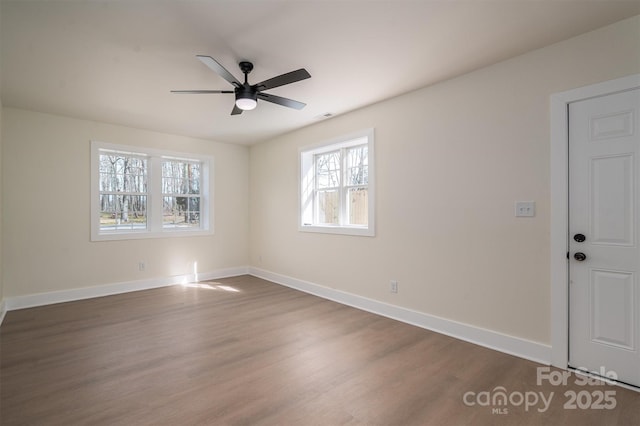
[91,141,214,241]
[299,128,375,237]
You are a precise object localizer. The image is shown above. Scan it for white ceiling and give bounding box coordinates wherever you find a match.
[2,1,639,145]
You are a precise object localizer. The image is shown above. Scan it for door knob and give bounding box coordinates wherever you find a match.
[574,233,586,242]
[574,252,587,261]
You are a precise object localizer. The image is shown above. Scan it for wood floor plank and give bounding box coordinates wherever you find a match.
[1,275,639,425]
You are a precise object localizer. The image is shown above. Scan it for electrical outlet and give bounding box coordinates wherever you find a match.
[390,280,398,294]
[138,261,146,272]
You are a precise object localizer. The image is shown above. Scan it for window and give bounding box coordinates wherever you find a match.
[98,151,148,232]
[299,128,375,236]
[91,141,212,241]
[162,159,201,229]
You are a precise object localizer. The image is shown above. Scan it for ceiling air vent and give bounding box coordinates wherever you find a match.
[314,112,334,120]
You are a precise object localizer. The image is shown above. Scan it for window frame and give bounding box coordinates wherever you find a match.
[91,141,213,241]
[299,128,375,237]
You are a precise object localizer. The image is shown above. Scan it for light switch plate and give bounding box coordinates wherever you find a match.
[515,201,535,217]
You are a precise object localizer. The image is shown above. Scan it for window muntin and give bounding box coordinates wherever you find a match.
[300,129,374,236]
[91,141,212,241]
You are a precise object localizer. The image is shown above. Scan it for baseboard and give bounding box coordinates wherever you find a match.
[0,299,7,326]
[249,267,552,365]
[3,266,250,312]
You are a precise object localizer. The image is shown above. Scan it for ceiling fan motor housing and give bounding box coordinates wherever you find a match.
[236,85,257,102]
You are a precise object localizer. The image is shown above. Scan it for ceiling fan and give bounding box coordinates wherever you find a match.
[172,55,311,115]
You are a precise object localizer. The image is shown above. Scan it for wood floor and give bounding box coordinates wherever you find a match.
[1,275,639,425]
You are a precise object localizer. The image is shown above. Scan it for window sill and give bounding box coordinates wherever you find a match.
[91,228,214,242]
[299,224,375,237]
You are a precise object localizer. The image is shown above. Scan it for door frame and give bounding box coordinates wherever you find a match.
[550,73,640,369]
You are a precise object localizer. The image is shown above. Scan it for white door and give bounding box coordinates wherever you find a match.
[569,88,640,387]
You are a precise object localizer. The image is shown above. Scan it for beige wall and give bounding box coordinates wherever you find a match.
[1,1,4,306]
[2,108,249,297]
[0,101,3,305]
[249,16,640,345]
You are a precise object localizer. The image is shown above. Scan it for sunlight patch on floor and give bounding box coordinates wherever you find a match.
[180,282,241,292]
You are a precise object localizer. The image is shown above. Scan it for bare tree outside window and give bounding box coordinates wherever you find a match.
[92,141,213,240]
[98,153,148,231]
[162,160,201,229]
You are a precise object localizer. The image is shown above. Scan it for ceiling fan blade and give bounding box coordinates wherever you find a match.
[255,69,311,91]
[171,90,234,94]
[197,55,243,88]
[231,104,243,115]
[257,93,306,110]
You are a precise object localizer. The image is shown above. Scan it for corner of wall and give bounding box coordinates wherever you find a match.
[0,103,4,326]
[0,300,6,326]
[0,100,4,325]
[0,0,4,325]
[0,129,4,325]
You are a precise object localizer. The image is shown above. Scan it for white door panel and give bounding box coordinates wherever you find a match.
[590,154,634,246]
[569,88,640,387]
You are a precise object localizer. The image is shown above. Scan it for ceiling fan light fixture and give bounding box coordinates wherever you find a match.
[235,88,258,111]
[235,97,257,111]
